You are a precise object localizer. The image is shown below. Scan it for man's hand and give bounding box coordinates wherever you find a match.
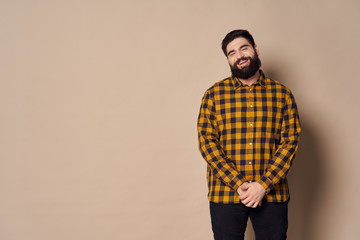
[237,182,266,208]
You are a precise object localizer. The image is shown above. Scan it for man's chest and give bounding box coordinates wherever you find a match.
[213,88,285,133]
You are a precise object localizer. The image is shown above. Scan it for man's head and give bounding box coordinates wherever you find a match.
[222,30,261,79]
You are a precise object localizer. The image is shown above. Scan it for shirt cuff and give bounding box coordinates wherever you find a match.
[258,175,273,194]
[229,174,247,191]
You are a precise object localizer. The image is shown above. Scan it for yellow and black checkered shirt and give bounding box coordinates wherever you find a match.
[197,70,301,203]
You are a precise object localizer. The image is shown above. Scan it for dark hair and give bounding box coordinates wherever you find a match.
[221,30,256,56]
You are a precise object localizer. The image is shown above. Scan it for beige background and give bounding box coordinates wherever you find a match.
[1,0,360,239]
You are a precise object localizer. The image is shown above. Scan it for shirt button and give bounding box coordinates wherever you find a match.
[250,105,253,108]
[249,89,252,92]
[249,180,252,183]
[249,162,252,165]
[249,142,252,146]
[250,123,253,127]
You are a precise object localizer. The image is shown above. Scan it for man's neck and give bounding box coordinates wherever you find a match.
[237,70,260,86]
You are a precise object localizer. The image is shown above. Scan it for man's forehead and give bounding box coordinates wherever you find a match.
[226,37,251,51]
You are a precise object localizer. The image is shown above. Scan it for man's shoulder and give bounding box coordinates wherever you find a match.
[264,77,293,95]
[205,76,233,94]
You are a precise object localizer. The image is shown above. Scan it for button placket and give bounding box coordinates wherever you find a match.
[245,85,255,174]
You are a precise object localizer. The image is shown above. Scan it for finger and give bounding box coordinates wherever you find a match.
[252,201,259,208]
[237,189,246,195]
[243,200,250,207]
[239,193,249,201]
[246,201,255,208]
[240,182,249,189]
[241,197,252,205]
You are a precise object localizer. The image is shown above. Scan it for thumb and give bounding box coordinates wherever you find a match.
[240,182,249,190]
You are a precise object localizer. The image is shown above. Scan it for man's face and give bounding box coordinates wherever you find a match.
[226,37,261,79]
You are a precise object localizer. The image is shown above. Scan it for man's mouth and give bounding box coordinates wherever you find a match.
[237,58,250,67]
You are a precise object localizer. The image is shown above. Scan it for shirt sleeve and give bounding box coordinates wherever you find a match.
[197,89,246,191]
[258,90,301,193]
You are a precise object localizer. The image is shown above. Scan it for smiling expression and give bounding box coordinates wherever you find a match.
[226,37,261,79]
[226,37,259,70]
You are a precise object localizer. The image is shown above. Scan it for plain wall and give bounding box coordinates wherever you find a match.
[1,0,360,239]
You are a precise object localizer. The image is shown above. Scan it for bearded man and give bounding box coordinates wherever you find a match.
[197,29,301,240]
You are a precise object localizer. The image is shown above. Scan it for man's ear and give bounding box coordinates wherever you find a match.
[254,44,260,56]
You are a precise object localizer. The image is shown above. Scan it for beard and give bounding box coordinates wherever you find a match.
[230,52,262,79]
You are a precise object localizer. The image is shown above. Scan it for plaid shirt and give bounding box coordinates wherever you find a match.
[197,70,301,203]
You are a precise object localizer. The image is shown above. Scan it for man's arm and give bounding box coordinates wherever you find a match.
[197,89,246,191]
[258,91,301,193]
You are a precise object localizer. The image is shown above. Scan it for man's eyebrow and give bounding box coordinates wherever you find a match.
[227,49,235,55]
[240,44,250,49]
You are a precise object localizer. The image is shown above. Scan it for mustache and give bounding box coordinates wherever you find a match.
[235,57,251,65]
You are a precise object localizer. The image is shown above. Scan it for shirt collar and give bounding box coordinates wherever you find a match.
[231,70,267,89]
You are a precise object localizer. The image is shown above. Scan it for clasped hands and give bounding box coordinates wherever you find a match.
[237,182,266,208]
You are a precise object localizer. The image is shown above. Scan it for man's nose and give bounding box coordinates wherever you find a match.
[235,51,244,59]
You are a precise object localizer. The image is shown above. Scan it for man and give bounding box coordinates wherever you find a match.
[197,30,301,240]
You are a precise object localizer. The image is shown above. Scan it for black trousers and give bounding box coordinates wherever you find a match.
[210,201,288,240]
